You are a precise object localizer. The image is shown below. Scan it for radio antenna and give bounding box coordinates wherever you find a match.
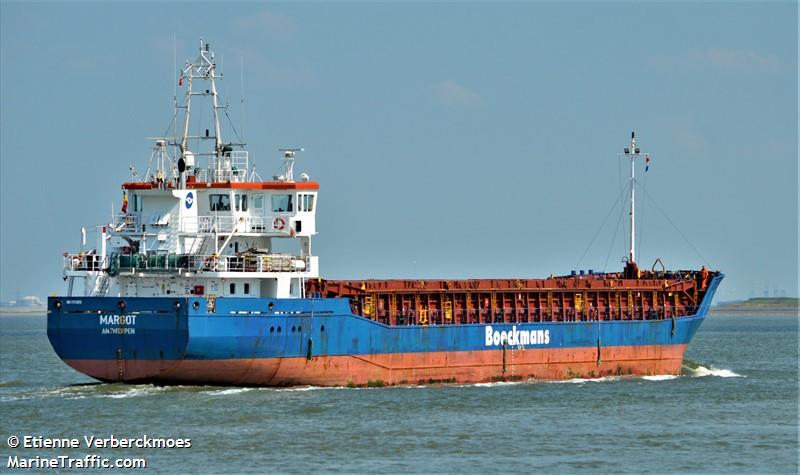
[240,56,246,142]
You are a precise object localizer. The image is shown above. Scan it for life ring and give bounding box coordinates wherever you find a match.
[273,217,286,231]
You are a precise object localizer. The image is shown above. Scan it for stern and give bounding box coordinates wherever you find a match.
[47,297,190,382]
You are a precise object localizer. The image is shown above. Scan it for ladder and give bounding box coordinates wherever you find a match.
[187,234,207,255]
[94,273,111,296]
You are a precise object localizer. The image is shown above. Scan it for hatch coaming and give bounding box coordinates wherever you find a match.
[307,272,722,327]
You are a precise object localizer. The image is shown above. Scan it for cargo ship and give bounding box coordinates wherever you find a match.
[47,42,722,386]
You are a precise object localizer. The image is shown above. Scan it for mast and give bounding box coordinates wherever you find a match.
[628,132,636,264]
[180,59,192,154]
[177,39,225,166]
[207,44,223,156]
[623,131,648,271]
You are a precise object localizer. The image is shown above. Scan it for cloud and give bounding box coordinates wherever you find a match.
[649,47,784,73]
[693,47,782,71]
[658,114,710,157]
[236,9,295,41]
[674,124,709,155]
[433,80,483,108]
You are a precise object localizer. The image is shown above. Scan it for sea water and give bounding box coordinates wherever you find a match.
[0,315,797,473]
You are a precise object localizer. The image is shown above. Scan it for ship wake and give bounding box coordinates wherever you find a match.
[681,361,743,378]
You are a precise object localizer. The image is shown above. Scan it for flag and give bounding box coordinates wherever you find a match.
[121,191,128,213]
[178,75,183,87]
[645,155,651,172]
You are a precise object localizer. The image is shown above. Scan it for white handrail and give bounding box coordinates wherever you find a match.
[95,253,308,274]
[180,215,291,234]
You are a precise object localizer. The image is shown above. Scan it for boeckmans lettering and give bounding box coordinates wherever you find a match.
[484,325,550,347]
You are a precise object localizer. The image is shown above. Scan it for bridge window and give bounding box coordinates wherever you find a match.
[244,283,250,295]
[210,194,231,211]
[299,194,315,212]
[252,194,263,209]
[235,194,248,211]
[271,194,293,212]
[229,283,236,295]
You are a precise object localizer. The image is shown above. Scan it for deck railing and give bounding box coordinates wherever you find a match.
[64,253,107,272]
[193,151,249,183]
[179,215,290,234]
[353,305,700,325]
[106,253,307,274]
[111,214,287,235]
[113,214,139,232]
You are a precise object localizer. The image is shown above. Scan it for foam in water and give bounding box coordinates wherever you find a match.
[99,385,171,399]
[469,381,527,388]
[642,375,678,381]
[683,364,743,378]
[1,363,742,403]
[550,376,624,384]
[207,387,255,396]
[272,385,331,392]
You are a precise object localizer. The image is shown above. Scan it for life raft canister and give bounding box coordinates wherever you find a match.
[273,217,286,231]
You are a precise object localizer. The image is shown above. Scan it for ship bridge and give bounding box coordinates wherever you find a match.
[63,41,319,300]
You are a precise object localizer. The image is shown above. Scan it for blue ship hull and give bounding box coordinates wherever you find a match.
[47,275,723,386]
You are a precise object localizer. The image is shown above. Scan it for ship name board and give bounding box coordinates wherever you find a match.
[99,314,136,335]
[485,325,549,347]
[99,314,136,325]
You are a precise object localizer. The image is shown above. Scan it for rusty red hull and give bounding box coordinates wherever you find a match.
[65,344,688,386]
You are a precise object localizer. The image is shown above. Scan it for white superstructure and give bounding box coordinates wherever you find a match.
[63,41,319,299]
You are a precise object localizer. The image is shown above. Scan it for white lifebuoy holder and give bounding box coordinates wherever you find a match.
[273,217,286,231]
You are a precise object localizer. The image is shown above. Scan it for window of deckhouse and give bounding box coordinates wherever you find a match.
[210,194,231,211]
[298,194,315,212]
[235,194,248,211]
[253,194,264,209]
[271,194,293,212]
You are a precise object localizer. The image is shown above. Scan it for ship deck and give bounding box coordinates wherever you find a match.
[306,270,717,327]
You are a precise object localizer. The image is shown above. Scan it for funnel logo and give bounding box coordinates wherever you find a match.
[185,192,194,209]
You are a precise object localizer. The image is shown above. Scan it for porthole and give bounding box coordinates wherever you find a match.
[291,326,296,332]
[268,302,274,311]
[277,326,282,333]
[321,325,325,332]
[270,326,275,333]
[192,301,200,310]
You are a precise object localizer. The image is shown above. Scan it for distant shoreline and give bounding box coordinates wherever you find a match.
[709,308,798,316]
[0,308,46,316]
[711,298,799,316]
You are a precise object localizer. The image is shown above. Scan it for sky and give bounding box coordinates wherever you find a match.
[0,2,797,303]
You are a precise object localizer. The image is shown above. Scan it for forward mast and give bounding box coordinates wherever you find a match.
[623,131,649,279]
